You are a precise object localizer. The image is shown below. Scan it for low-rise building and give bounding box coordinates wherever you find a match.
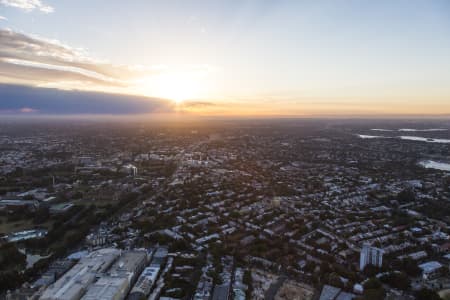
[41,248,121,300]
[418,261,444,280]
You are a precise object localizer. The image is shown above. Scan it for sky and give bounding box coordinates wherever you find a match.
[1,0,450,116]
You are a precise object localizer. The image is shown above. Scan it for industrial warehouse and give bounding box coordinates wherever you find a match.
[40,247,167,300]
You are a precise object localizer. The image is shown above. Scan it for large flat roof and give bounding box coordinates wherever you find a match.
[41,248,121,300]
[419,261,443,273]
[81,276,129,300]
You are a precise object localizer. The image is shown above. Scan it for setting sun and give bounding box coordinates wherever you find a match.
[157,72,194,103]
[138,70,207,104]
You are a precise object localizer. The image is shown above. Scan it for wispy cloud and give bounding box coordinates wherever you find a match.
[181,101,216,108]
[0,16,7,21]
[0,28,159,90]
[19,107,37,113]
[0,0,54,13]
[0,28,215,98]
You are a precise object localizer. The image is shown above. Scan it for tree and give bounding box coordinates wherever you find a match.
[415,288,442,300]
[380,272,410,290]
[362,288,385,300]
[397,188,415,203]
[0,244,26,270]
[33,206,50,224]
[363,264,381,277]
[207,269,222,285]
[0,270,25,292]
[400,258,421,277]
[364,277,382,290]
[362,277,385,300]
[243,269,253,299]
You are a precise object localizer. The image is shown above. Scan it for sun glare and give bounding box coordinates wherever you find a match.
[133,67,212,106]
[154,71,203,104]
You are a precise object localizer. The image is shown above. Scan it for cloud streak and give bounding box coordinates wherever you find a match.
[181,101,216,108]
[0,0,54,13]
[0,29,159,89]
[0,28,215,99]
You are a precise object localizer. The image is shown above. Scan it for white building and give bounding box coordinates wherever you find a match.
[41,248,121,300]
[80,277,129,300]
[41,249,147,300]
[418,261,443,280]
[128,266,160,299]
[122,164,138,176]
[359,243,383,270]
[81,250,147,300]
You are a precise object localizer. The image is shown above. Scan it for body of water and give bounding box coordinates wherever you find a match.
[398,128,447,132]
[370,128,447,132]
[399,136,450,143]
[358,134,450,143]
[357,134,384,139]
[419,160,450,172]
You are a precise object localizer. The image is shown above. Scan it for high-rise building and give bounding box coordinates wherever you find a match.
[359,243,383,270]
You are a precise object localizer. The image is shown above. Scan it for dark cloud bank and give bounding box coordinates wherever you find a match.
[0,84,173,114]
